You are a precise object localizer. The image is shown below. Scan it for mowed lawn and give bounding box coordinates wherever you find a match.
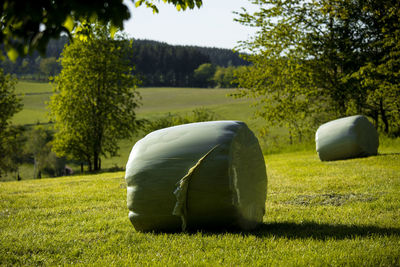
[0,142,399,265]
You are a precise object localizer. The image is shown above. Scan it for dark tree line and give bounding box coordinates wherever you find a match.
[129,40,211,87]
[1,38,248,87]
[194,46,250,67]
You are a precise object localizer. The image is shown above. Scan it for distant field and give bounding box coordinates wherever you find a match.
[13,81,261,127]
[1,144,399,265]
[13,82,53,125]
[9,81,399,177]
[11,81,268,178]
[15,81,53,94]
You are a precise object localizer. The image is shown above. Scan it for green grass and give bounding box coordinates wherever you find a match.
[15,81,53,94]
[1,144,399,265]
[13,81,259,127]
[137,87,250,114]
[11,81,266,175]
[13,82,53,125]
[3,81,400,265]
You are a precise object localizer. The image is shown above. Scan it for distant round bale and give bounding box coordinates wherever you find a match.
[125,121,267,232]
[315,115,379,161]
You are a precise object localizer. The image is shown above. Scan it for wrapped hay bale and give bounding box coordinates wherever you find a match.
[125,121,267,232]
[315,115,379,161]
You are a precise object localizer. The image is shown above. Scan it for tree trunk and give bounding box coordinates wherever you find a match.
[33,157,37,179]
[88,158,92,172]
[289,130,293,145]
[16,168,21,181]
[93,152,99,171]
[371,109,379,130]
[80,163,84,174]
[380,98,389,134]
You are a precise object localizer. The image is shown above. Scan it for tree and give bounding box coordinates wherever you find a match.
[0,68,21,134]
[0,68,23,176]
[25,126,53,179]
[233,57,326,143]
[39,57,61,79]
[1,0,203,60]
[49,23,141,172]
[234,0,400,139]
[213,66,243,88]
[25,126,66,178]
[0,125,25,180]
[194,63,216,87]
[348,0,400,134]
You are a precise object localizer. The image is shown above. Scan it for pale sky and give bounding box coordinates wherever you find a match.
[123,0,258,50]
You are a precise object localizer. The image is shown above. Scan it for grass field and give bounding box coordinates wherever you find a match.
[1,142,399,265]
[10,81,269,178]
[13,81,261,127]
[13,82,53,125]
[2,81,400,265]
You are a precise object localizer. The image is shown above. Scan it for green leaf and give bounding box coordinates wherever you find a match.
[7,48,18,62]
[135,0,143,8]
[63,16,75,32]
[110,25,118,39]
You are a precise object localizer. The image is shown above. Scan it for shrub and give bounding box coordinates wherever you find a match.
[144,108,218,133]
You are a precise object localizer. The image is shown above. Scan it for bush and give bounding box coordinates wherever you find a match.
[144,108,218,133]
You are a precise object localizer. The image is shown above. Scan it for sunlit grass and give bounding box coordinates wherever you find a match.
[1,148,399,265]
[15,81,52,94]
[12,81,259,127]
[10,81,266,174]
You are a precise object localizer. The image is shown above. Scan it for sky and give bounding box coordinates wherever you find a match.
[123,0,258,50]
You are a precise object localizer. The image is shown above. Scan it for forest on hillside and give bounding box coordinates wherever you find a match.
[0,37,249,87]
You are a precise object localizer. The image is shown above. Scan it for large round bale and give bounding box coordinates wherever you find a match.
[125,121,267,232]
[315,115,379,161]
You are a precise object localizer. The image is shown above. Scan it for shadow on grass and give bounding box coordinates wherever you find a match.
[246,222,400,240]
[182,221,400,240]
[378,153,400,156]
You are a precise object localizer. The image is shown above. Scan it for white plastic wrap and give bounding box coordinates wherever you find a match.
[316,115,379,161]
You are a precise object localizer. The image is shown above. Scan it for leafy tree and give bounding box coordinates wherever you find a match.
[42,151,67,177]
[145,108,217,133]
[25,126,66,178]
[194,63,216,87]
[0,68,21,133]
[348,0,400,134]
[0,68,22,176]
[235,0,400,138]
[213,66,243,88]
[233,57,326,143]
[1,0,203,60]
[0,125,25,180]
[20,59,30,74]
[25,126,54,179]
[49,23,141,172]
[39,57,61,79]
